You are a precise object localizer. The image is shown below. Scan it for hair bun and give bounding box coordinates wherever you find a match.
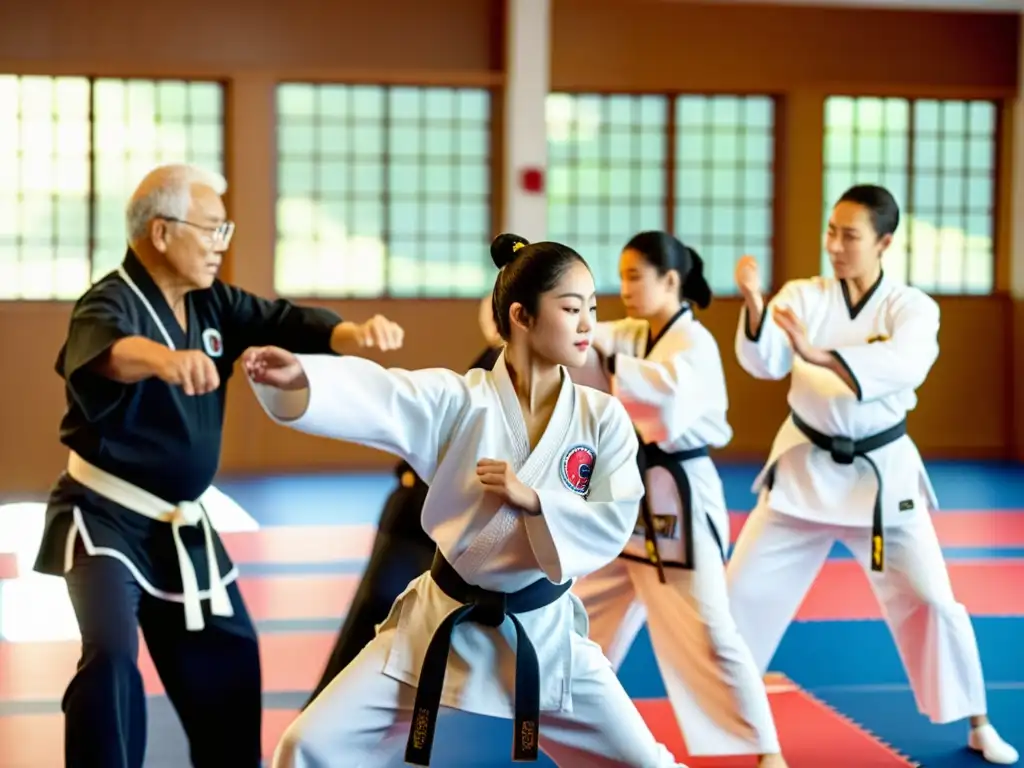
[491,233,530,269]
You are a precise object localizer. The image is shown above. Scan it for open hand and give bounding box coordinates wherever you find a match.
[243,346,308,390]
[772,306,828,365]
[155,349,220,396]
[476,459,540,514]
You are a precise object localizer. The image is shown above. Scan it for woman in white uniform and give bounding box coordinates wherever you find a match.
[728,184,1018,765]
[303,305,502,709]
[573,232,786,768]
[247,234,688,768]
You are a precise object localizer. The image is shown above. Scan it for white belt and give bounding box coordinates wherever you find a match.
[67,451,234,632]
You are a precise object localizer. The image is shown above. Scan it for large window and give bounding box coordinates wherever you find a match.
[0,75,224,300]
[547,94,668,293]
[547,92,775,296]
[0,76,91,300]
[674,95,775,297]
[823,96,997,294]
[275,83,491,298]
[92,79,224,280]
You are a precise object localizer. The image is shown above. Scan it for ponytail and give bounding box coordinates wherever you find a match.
[681,247,712,309]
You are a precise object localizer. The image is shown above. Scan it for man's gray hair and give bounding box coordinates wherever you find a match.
[125,163,228,243]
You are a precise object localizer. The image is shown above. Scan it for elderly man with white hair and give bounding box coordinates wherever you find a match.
[32,163,404,768]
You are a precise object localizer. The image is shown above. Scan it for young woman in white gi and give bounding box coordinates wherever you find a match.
[303,303,503,709]
[572,232,786,768]
[246,234,688,768]
[728,184,1018,765]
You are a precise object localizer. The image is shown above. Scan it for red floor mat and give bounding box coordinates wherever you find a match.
[212,510,1024,570]
[222,524,376,563]
[257,676,914,767]
[930,512,1024,547]
[238,573,358,620]
[0,713,62,767]
[728,511,1024,547]
[635,675,915,766]
[0,553,16,580]
[797,560,1024,620]
[0,631,338,701]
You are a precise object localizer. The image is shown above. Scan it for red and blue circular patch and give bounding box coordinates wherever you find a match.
[560,444,596,496]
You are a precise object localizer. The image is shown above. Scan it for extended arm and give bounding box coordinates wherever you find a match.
[219,282,406,360]
[611,341,726,443]
[522,400,644,584]
[218,283,343,359]
[249,355,468,482]
[591,320,618,356]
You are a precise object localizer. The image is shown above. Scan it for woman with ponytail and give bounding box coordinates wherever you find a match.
[573,231,787,767]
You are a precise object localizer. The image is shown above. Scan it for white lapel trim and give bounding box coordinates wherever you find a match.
[491,351,575,485]
[451,351,577,579]
[117,266,176,350]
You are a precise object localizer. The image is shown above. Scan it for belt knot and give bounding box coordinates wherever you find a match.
[467,589,508,627]
[173,501,204,526]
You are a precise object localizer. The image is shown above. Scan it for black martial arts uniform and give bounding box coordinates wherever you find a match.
[304,344,502,708]
[33,249,343,768]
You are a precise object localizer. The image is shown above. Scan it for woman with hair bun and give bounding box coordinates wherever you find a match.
[247,234,688,767]
[302,307,502,710]
[573,231,786,767]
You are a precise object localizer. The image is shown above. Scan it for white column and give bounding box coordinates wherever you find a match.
[503,0,550,239]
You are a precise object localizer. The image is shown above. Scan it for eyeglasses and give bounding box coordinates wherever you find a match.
[159,216,235,248]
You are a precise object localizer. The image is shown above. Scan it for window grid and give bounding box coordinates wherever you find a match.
[0,74,225,301]
[275,83,492,299]
[910,99,996,294]
[547,93,668,294]
[92,78,224,281]
[674,95,775,297]
[547,92,776,297]
[822,95,997,295]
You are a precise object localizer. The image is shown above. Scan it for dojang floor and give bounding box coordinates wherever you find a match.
[1,461,1022,767]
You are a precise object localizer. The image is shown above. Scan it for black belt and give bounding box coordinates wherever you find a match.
[630,443,718,583]
[405,551,572,766]
[789,412,907,572]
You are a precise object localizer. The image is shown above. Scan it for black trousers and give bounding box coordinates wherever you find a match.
[62,546,262,768]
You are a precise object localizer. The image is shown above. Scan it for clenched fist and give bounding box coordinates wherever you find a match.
[734,255,762,299]
[155,349,220,396]
[355,315,404,351]
[476,459,540,514]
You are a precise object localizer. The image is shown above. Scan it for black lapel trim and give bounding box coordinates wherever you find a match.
[829,351,863,401]
[744,304,769,343]
[840,270,884,321]
[645,305,690,358]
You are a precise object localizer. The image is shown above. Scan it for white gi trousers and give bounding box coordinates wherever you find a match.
[726,494,988,724]
[272,626,683,768]
[573,504,781,756]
